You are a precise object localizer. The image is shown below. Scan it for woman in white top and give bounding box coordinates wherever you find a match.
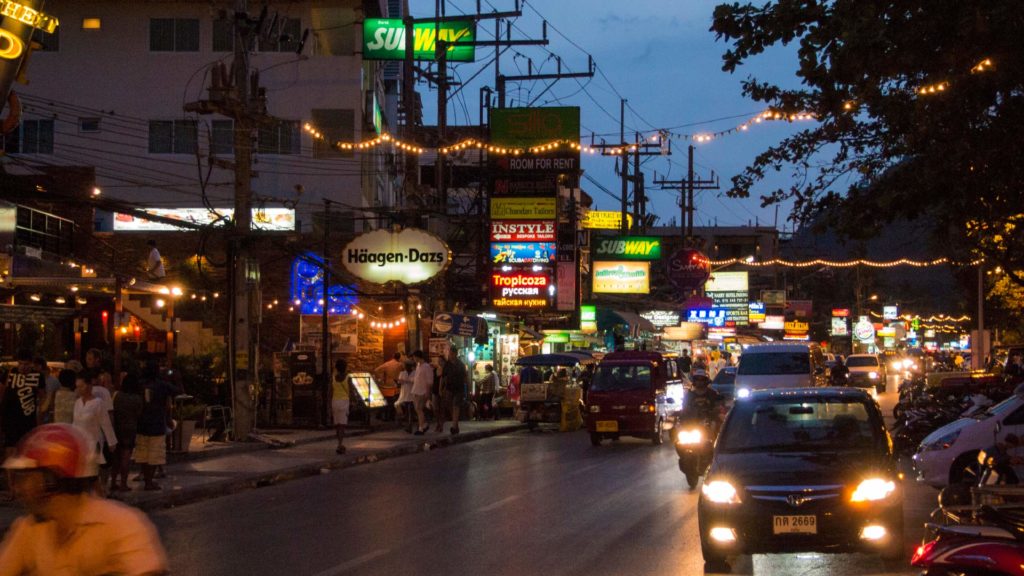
[411,351,434,435]
[72,373,118,468]
[395,360,416,432]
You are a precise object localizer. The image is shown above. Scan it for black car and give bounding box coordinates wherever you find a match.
[697,387,903,572]
[710,366,737,401]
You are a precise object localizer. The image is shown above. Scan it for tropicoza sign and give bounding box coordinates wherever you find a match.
[341,228,450,285]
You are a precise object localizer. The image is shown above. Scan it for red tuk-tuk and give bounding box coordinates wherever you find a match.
[586,351,684,446]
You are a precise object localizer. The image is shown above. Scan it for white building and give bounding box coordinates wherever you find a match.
[7,0,405,233]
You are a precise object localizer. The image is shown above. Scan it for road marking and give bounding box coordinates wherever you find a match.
[312,549,390,576]
[477,495,520,512]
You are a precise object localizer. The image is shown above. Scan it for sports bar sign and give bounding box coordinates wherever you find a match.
[489,220,555,242]
[490,271,550,308]
[363,18,476,61]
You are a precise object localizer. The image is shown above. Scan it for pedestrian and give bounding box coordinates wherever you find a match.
[72,370,117,494]
[53,368,77,425]
[373,352,403,421]
[0,424,169,574]
[145,239,166,281]
[330,358,350,454]
[136,360,173,491]
[440,345,468,435]
[85,348,114,394]
[396,359,416,432]
[34,356,60,424]
[1,350,42,460]
[111,373,144,492]
[431,356,445,432]
[475,364,498,421]
[411,351,433,435]
[679,349,692,374]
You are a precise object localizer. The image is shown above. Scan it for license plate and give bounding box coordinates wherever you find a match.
[773,515,817,534]
[596,420,618,432]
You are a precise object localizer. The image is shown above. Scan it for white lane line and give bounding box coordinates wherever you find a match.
[312,548,390,576]
[477,495,520,513]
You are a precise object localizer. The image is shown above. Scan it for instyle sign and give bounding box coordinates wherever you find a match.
[592,261,650,294]
[490,242,556,264]
[341,228,450,285]
[490,220,555,242]
[592,236,662,260]
[666,249,710,292]
[490,271,550,308]
[363,18,476,62]
[581,210,633,230]
[491,197,556,220]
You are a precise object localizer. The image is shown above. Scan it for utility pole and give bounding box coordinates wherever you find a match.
[589,130,663,235]
[619,99,628,235]
[632,132,643,233]
[321,198,331,425]
[653,145,719,243]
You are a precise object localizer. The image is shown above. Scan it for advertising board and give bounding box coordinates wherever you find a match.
[490,242,556,265]
[706,271,749,326]
[580,305,597,333]
[640,310,681,328]
[592,236,662,260]
[341,228,450,285]
[687,308,727,327]
[592,261,650,294]
[490,271,550,308]
[431,312,484,338]
[114,208,296,231]
[363,18,476,61]
[748,302,766,323]
[666,249,710,292]
[490,107,581,148]
[489,220,555,242]
[883,305,899,320]
[581,210,633,230]
[831,317,849,336]
[556,261,576,311]
[491,197,557,219]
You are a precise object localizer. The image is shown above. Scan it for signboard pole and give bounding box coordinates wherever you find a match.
[321,199,331,427]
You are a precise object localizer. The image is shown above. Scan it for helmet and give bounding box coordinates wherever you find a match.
[691,369,710,386]
[2,424,98,479]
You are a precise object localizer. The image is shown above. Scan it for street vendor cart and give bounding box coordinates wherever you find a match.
[515,352,595,430]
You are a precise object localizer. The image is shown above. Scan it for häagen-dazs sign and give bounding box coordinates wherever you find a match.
[342,228,450,285]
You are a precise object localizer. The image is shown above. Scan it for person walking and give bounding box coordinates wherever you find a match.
[34,356,60,424]
[330,358,350,454]
[136,361,173,491]
[71,371,117,493]
[411,351,433,435]
[1,350,42,460]
[53,369,77,425]
[431,356,445,433]
[0,424,169,575]
[679,349,693,375]
[373,352,403,421]
[396,359,416,432]
[111,373,144,492]
[476,364,498,421]
[440,345,468,435]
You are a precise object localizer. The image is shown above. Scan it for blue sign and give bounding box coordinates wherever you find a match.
[432,312,485,337]
[490,242,556,265]
[687,308,727,327]
[290,253,358,315]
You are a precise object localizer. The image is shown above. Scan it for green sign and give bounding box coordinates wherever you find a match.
[580,305,596,323]
[363,18,476,62]
[543,331,570,343]
[491,107,581,147]
[592,236,662,260]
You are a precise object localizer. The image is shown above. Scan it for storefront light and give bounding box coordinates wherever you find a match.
[76,297,87,305]
[29,294,41,302]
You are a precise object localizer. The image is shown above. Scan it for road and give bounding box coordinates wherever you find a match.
[150,378,939,576]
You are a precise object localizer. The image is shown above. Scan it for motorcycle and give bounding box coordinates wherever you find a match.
[674,416,717,489]
[912,504,1024,575]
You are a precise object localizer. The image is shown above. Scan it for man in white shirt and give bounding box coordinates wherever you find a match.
[145,240,165,280]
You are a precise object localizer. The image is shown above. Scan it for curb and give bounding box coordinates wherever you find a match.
[166,424,399,463]
[129,424,527,512]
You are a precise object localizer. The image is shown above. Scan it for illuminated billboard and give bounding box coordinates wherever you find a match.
[490,242,556,265]
[363,18,476,61]
[490,271,550,308]
[491,197,557,220]
[114,208,295,231]
[489,220,556,242]
[592,261,650,294]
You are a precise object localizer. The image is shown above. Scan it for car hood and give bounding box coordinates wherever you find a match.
[708,449,893,486]
[920,417,977,446]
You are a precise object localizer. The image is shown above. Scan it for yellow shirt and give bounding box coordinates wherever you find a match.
[331,372,350,401]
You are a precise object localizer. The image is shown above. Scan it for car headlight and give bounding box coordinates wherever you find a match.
[868,371,879,379]
[921,429,960,451]
[589,405,600,413]
[736,388,751,399]
[702,480,741,504]
[902,359,914,368]
[850,478,896,502]
[890,362,902,371]
[676,428,703,445]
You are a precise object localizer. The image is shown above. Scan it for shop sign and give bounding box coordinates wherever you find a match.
[490,242,555,264]
[490,271,550,308]
[491,197,556,220]
[707,282,750,326]
[883,305,899,320]
[581,210,633,230]
[363,18,476,62]
[492,173,560,196]
[760,315,785,330]
[341,228,450,285]
[663,323,705,341]
[592,261,650,294]
[687,308,727,327]
[431,312,484,338]
[785,299,813,319]
[490,107,580,148]
[556,260,575,311]
[784,320,809,333]
[489,220,555,242]
[0,0,57,106]
[854,315,876,343]
[666,248,711,292]
[762,289,786,306]
[542,331,570,343]
[640,310,681,328]
[708,326,737,340]
[831,308,850,318]
[113,207,296,231]
[707,271,749,292]
[831,317,849,336]
[748,302,766,323]
[492,153,579,174]
[580,304,597,333]
[592,236,662,260]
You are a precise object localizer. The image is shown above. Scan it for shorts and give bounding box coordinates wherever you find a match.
[134,434,167,466]
[332,399,350,426]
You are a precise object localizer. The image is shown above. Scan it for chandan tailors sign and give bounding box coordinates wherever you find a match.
[341,228,450,285]
[363,18,476,61]
[592,262,650,294]
[491,197,556,220]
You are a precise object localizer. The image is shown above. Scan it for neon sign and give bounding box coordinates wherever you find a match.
[290,252,358,315]
[490,271,550,308]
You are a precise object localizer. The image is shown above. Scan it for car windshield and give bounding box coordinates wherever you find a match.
[591,365,652,392]
[846,356,879,367]
[737,353,809,376]
[718,397,883,453]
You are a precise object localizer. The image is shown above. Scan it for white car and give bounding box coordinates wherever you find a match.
[912,392,1024,488]
[844,354,887,393]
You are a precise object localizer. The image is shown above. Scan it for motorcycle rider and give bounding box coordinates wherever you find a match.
[830,356,850,386]
[679,369,725,434]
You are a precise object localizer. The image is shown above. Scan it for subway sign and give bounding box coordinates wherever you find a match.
[363,18,476,62]
[592,236,661,260]
[490,271,550,308]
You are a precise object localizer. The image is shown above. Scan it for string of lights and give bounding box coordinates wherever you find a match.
[868,311,971,323]
[707,257,976,268]
[917,58,993,96]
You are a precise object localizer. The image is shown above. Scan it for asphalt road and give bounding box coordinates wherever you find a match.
[151,377,939,576]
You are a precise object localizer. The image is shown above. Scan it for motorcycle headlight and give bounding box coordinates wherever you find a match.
[702,480,741,504]
[868,371,879,379]
[921,429,960,451]
[676,428,703,445]
[850,478,896,502]
[589,405,600,413]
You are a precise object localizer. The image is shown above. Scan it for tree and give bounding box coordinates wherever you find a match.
[711,0,1024,287]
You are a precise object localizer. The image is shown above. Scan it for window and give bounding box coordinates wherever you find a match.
[82,18,101,30]
[737,352,810,376]
[718,398,881,452]
[258,120,299,155]
[846,356,880,368]
[212,17,233,52]
[2,120,54,154]
[148,120,197,154]
[259,17,301,52]
[211,120,234,155]
[591,365,652,392]
[79,118,100,133]
[150,18,199,52]
[33,27,59,51]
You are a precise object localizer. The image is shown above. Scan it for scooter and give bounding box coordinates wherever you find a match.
[674,416,716,489]
[911,505,1024,575]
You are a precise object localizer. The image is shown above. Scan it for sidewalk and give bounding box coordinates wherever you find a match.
[0,420,525,531]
